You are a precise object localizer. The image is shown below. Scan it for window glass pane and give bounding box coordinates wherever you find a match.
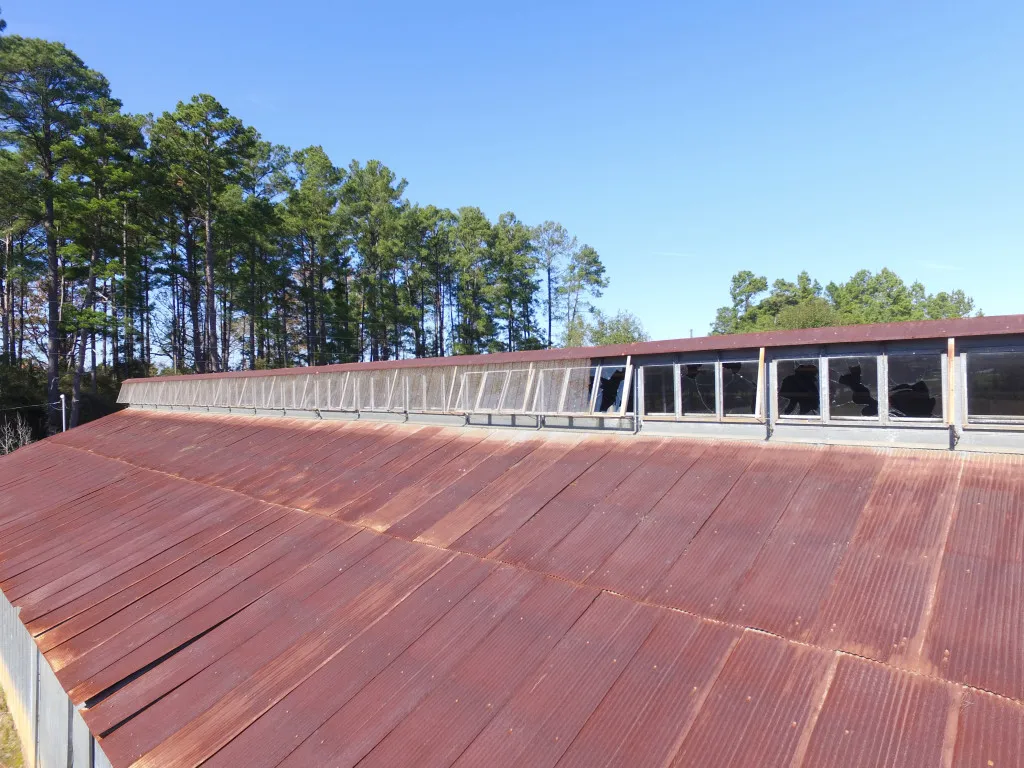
[777,359,820,416]
[722,361,758,415]
[594,366,626,413]
[888,354,942,419]
[828,357,879,418]
[967,351,1024,418]
[680,363,716,416]
[643,365,675,414]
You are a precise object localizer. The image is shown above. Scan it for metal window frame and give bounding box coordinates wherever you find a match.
[501,368,531,413]
[719,354,761,420]
[677,360,718,420]
[961,345,1024,426]
[883,346,946,425]
[823,354,883,424]
[640,363,677,417]
[619,357,634,417]
[772,352,825,423]
[588,362,628,416]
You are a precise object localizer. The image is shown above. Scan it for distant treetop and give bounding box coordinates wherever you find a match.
[711,268,979,335]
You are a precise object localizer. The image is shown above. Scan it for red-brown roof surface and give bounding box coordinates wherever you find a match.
[2,409,1024,767]
[127,312,1024,382]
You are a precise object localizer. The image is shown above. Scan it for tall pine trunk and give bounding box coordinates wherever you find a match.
[547,264,553,348]
[71,247,98,428]
[1,232,10,365]
[184,222,203,372]
[204,205,222,371]
[44,188,61,434]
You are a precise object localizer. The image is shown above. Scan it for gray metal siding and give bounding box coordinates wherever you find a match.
[0,588,108,768]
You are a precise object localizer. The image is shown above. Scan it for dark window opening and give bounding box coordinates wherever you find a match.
[592,366,627,413]
[722,361,758,415]
[778,359,820,416]
[828,357,879,418]
[888,355,942,419]
[967,351,1024,418]
[643,366,675,414]
[680,364,716,416]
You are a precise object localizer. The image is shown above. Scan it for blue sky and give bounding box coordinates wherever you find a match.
[11,0,1024,340]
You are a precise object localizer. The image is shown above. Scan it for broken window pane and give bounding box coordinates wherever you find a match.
[680,364,716,416]
[777,359,820,416]
[594,366,626,413]
[722,361,758,415]
[643,365,675,414]
[967,351,1024,418]
[828,357,879,418]
[888,354,942,419]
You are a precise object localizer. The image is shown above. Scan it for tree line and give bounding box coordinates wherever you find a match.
[712,268,979,335]
[0,16,638,434]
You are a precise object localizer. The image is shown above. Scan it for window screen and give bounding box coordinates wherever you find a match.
[562,367,594,413]
[888,354,942,419]
[643,365,675,414]
[722,361,758,415]
[532,369,565,412]
[680,364,716,416]
[777,359,820,416]
[478,372,505,411]
[828,357,879,418]
[967,351,1024,418]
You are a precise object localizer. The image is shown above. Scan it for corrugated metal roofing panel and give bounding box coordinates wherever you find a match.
[725,448,885,638]
[1,408,1023,767]
[413,437,581,549]
[925,452,1024,701]
[529,439,707,583]
[450,593,659,768]
[669,630,834,767]
[585,441,755,597]
[96,537,453,766]
[491,439,663,568]
[555,612,740,768]
[261,567,543,767]
[799,656,959,768]
[356,577,598,768]
[652,446,821,618]
[337,431,494,525]
[450,438,613,557]
[377,437,542,539]
[951,690,1024,768]
[139,553,487,768]
[81,529,387,737]
[809,451,964,665]
[32,502,281,650]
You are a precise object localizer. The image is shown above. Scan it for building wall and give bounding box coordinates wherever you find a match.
[0,589,109,768]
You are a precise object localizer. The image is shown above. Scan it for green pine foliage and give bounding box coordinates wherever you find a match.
[0,26,613,432]
[712,268,979,335]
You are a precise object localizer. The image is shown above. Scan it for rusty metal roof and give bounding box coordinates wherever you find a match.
[2,408,1023,767]
[126,313,1024,383]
